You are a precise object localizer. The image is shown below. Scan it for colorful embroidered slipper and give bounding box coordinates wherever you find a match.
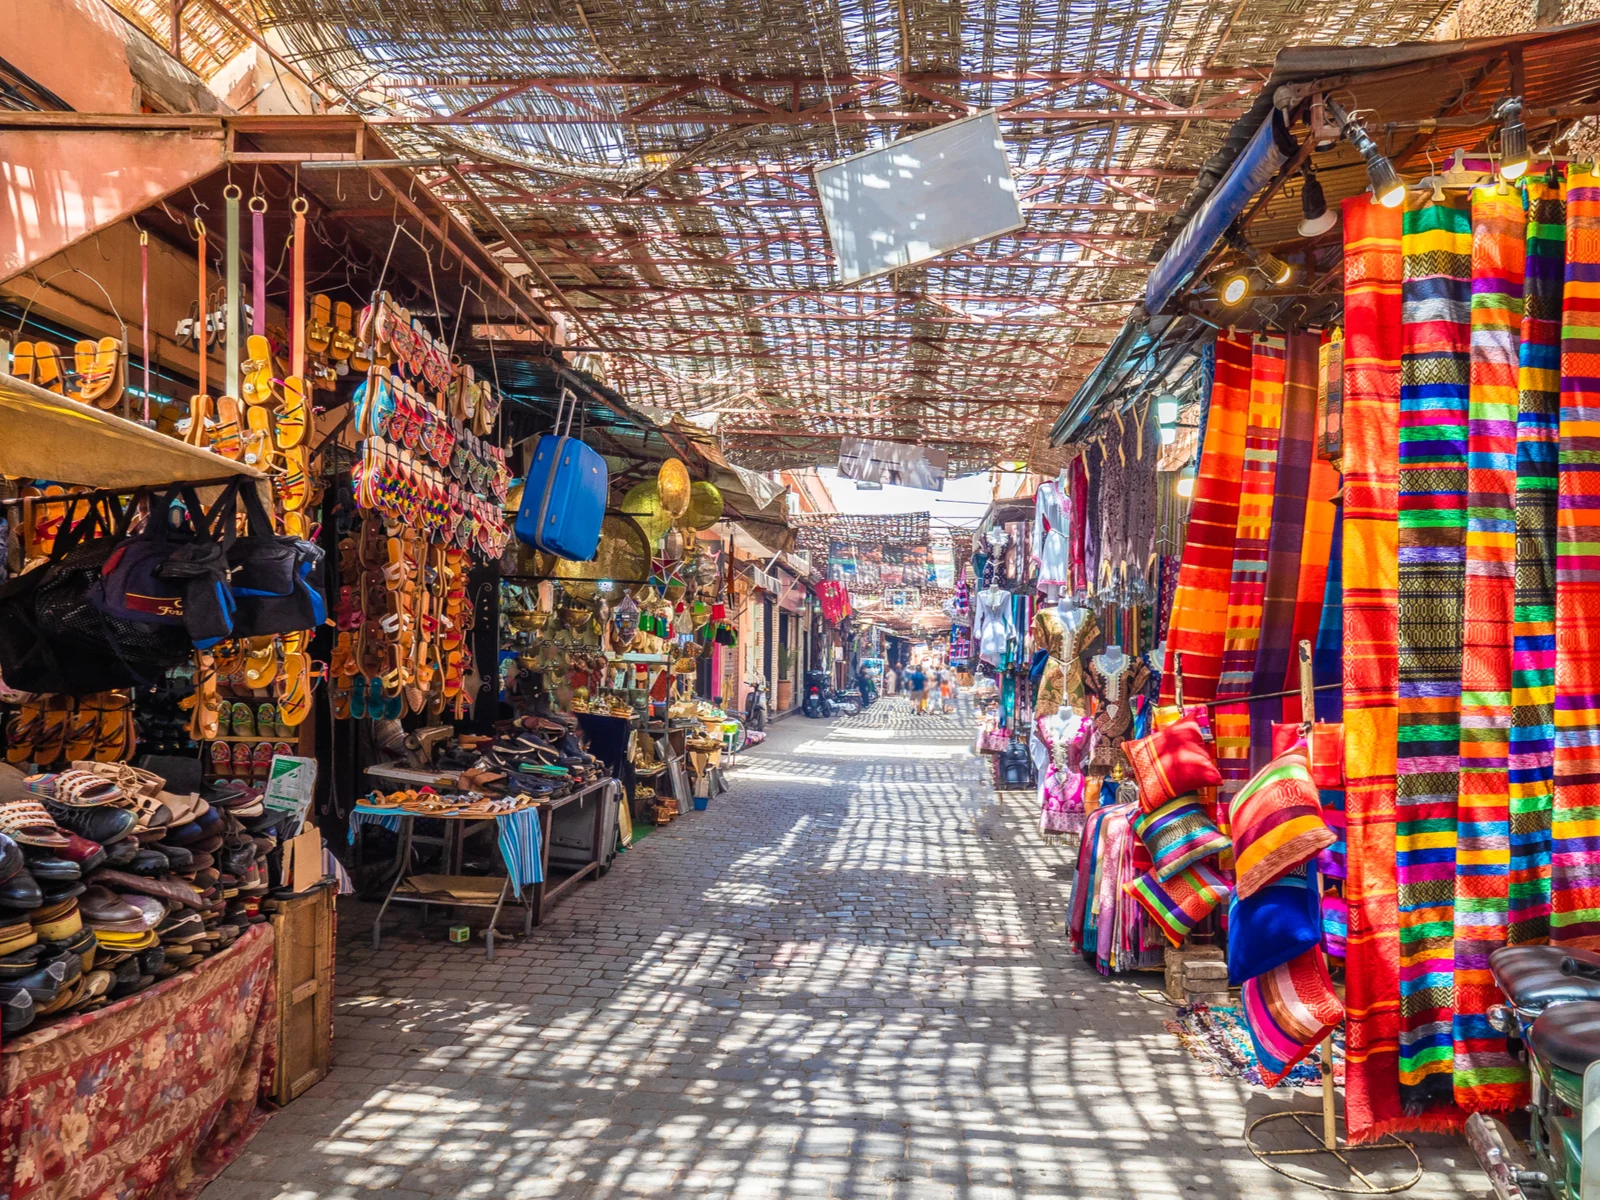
[306,295,332,355]
[242,335,274,407]
[33,342,64,394]
[230,701,255,739]
[276,376,307,449]
[252,740,274,779]
[10,342,34,384]
[211,395,243,459]
[232,741,253,780]
[210,741,232,777]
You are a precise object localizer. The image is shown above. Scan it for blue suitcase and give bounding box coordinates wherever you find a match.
[515,393,608,561]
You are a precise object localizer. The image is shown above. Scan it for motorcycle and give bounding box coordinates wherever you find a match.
[743,678,768,732]
[1467,945,1600,1199]
[802,669,836,719]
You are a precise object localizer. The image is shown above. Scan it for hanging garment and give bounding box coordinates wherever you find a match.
[1554,167,1600,950]
[1161,333,1252,706]
[1312,501,1345,724]
[1509,175,1564,949]
[1214,335,1287,801]
[1340,193,1406,1143]
[1453,185,1527,1114]
[1033,481,1072,588]
[1396,193,1471,1118]
[1248,330,1319,770]
[976,588,1014,667]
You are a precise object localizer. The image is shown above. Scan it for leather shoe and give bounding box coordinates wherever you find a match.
[45,805,135,844]
[38,881,85,905]
[21,853,79,883]
[126,849,172,877]
[0,870,42,911]
[0,986,33,1033]
[0,832,21,886]
[88,869,204,909]
[102,838,140,867]
[79,886,143,925]
[150,844,193,872]
[58,835,106,871]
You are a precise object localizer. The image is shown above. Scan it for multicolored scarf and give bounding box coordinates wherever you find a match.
[1554,168,1600,949]
[1340,195,1405,1142]
[1214,335,1286,797]
[1249,330,1318,769]
[1286,449,1341,724]
[1454,185,1527,1113]
[1509,175,1564,948]
[1161,333,1252,706]
[1396,194,1471,1116]
[1314,500,1345,724]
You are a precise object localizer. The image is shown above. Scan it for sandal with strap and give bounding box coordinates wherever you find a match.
[278,651,312,728]
[276,376,307,449]
[5,699,42,765]
[242,404,272,467]
[11,342,35,384]
[306,295,333,355]
[243,638,278,690]
[242,335,275,407]
[211,396,244,460]
[330,301,356,363]
[90,694,132,762]
[0,794,69,849]
[33,342,64,395]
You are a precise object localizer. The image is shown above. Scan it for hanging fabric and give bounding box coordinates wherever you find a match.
[251,196,267,338]
[224,184,241,400]
[1553,167,1600,950]
[1247,330,1318,769]
[1212,334,1286,801]
[1160,332,1251,706]
[1339,193,1405,1143]
[1313,501,1345,723]
[1454,183,1527,1114]
[1509,173,1563,949]
[1396,192,1471,1119]
[290,196,307,382]
[1284,334,1342,724]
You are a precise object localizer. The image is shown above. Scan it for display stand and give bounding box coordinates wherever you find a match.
[1245,641,1421,1195]
[532,778,617,922]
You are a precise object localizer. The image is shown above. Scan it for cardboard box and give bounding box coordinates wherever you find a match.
[281,826,324,894]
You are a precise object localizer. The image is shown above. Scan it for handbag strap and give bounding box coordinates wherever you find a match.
[233,476,278,540]
[289,196,307,381]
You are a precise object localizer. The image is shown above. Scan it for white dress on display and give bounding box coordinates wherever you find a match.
[1032,481,1071,589]
[976,588,1015,667]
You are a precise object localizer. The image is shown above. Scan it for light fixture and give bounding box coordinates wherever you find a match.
[1333,103,1406,208]
[1219,269,1252,306]
[1495,96,1528,181]
[1254,250,1294,286]
[1156,394,1180,446]
[1176,463,1198,499]
[1298,164,1338,237]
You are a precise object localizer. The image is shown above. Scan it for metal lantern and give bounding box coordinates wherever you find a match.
[658,457,691,518]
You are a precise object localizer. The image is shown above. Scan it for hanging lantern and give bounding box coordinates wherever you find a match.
[658,458,690,518]
[662,524,685,561]
[683,480,724,529]
[620,480,671,538]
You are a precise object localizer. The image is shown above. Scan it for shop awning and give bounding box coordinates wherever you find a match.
[0,374,264,489]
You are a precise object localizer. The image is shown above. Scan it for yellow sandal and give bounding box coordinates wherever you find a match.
[275,376,307,449]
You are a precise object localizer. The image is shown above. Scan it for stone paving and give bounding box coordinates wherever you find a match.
[210,697,1489,1200]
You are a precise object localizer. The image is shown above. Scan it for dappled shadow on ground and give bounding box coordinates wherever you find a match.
[210,696,1485,1200]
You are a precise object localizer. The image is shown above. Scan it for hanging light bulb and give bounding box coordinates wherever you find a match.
[1219,269,1252,306]
[1255,250,1295,286]
[1333,102,1406,209]
[1176,463,1198,499]
[1156,394,1180,446]
[1495,96,1528,181]
[1298,163,1338,237]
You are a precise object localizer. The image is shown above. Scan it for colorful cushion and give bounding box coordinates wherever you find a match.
[1133,794,1231,881]
[1315,788,1347,879]
[1123,863,1230,948]
[1240,948,1344,1087]
[1226,866,1320,985]
[1126,717,1223,812]
[1228,746,1335,898]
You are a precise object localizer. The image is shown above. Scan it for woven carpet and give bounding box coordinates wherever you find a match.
[1454,185,1527,1112]
[1249,330,1318,769]
[1554,167,1600,949]
[1396,194,1472,1117]
[1164,1002,1336,1088]
[1161,332,1253,706]
[1509,175,1564,949]
[1340,194,1405,1142]
[1214,334,1287,801]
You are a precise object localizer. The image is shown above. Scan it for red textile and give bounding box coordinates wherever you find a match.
[0,924,278,1199]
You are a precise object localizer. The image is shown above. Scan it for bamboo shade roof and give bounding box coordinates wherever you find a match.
[108,0,1454,472]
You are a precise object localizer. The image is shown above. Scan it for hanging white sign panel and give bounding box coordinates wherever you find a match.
[838,437,949,491]
[814,110,1024,286]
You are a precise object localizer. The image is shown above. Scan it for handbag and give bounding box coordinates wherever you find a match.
[93,485,236,644]
[996,742,1035,790]
[0,497,191,692]
[224,480,327,637]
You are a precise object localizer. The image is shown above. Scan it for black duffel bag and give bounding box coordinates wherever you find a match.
[225,479,327,636]
[0,496,192,693]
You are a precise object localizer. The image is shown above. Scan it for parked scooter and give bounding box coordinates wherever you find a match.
[743,678,768,732]
[1467,945,1600,1199]
[802,669,836,718]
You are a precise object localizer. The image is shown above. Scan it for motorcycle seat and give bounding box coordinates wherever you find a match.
[1489,945,1600,1011]
[1527,1002,1600,1077]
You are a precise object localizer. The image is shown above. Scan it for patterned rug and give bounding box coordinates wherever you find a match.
[1454,184,1527,1113]
[1165,1002,1340,1088]
[1161,332,1253,706]
[1339,193,1406,1141]
[1396,194,1471,1117]
[1554,167,1600,949]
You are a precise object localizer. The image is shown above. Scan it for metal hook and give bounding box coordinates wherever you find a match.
[336,171,346,203]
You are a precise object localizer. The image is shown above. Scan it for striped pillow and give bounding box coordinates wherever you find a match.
[1228,746,1335,898]
[1123,863,1230,948]
[1126,717,1223,812]
[1240,948,1344,1087]
[1133,794,1230,880]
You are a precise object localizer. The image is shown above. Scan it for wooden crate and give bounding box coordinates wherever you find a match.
[269,883,334,1105]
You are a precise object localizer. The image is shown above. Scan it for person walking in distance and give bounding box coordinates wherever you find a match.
[906,661,927,713]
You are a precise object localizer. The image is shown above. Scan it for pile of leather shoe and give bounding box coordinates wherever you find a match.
[434,719,602,797]
[0,763,281,1035]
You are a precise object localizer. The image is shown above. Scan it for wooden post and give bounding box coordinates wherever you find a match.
[1298,638,1337,1151]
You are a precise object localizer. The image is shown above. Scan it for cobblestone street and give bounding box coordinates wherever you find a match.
[212,699,1485,1200]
